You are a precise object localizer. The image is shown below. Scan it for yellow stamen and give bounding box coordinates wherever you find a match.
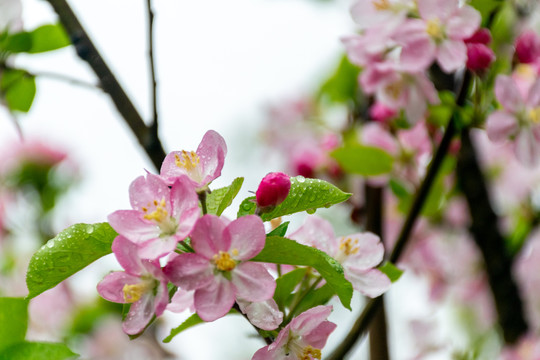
[301,346,322,360]
[175,150,200,171]
[372,0,390,11]
[426,18,443,40]
[516,64,536,79]
[122,283,148,303]
[529,107,540,123]
[143,198,168,222]
[385,81,402,100]
[339,237,360,256]
[213,251,237,271]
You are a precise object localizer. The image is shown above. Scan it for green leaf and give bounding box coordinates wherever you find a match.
[378,262,403,283]
[163,313,205,343]
[469,0,501,26]
[237,197,256,217]
[252,236,353,309]
[267,221,290,237]
[259,176,351,221]
[331,145,394,176]
[28,24,70,53]
[274,267,308,311]
[26,223,117,299]
[0,342,77,360]
[0,298,28,352]
[3,32,32,52]
[291,283,334,317]
[318,55,360,104]
[0,69,36,113]
[206,177,244,216]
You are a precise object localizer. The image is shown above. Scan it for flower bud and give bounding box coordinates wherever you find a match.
[515,30,540,64]
[256,172,291,208]
[466,43,495,72]
[369,102,397,122]
[464,28,492,45]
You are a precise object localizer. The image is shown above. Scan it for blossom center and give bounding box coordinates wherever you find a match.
[122,281,153,303]
[213,250,237,271]
[426,18,444,41]
[528,107,540,124]
[339,237,360,256]
[372,0,390,11]
[385,81,403,100]
[142,198,178,235]
[175,150,200,171]
[300,346,322,360]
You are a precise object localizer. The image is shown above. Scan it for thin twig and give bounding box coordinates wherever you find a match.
[146,0,159,139]
[32,71,102,91]
[43,0,167,171]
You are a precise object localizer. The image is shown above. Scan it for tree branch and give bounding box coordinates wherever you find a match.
[146,0,159,140]
[44,0,167,171]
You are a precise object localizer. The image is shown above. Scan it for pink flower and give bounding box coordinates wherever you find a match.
[369,102,398,122]
[97,236,169,335]
[466,43,495,72]
[108,173,200,260]
[464,28,492,45]
[486,74,540,166]
[237,298,283,331]
[401,0,481,73]
[164,215,276,322]
[349,0,414,32]
[290,216,391,297]
[515,30,540,65]
[160,130,227,191]
[256,172,291,208]
[252,305,336,360]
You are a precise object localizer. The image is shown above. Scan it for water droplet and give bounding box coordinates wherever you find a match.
[296,176,306,183]
[85,225,94,234]
[242,204,252,211]
[324,203,332,208]
[306,208,316,214]
[46,240,55,248]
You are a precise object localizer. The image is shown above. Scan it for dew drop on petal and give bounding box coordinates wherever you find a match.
[306,208,316,214]
[296,176,306,183]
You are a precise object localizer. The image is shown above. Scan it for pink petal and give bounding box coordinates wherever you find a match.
[361,123,399,156]
[290,305,333,336]
[515,130,540,167]
[342,232,385,270]
[191,215,228,259]
[111,236,146,275]
[137,236,179,260]
[166,289,195,313]
[194,277,236,321]
[232,262,276,302]
[108,210,160,244]
[437,39,467,73]
[170,176,200,238]
[123,292,155,335]
[302,321,338,349]
[153,281,170,317]
[237,299,283,331]
[129,174,171,212]
[526,78,540,108]
[226,215,266,260]
[163,253,214,290]
[290,215,335,254]
[345,267,392,297]
[486,111,518,142]
[446,5,481,40]
[418,0,456,21]
[495,75,524,113]
[197,130,227,186]
[97,271,140,303]
[251,345,274,360]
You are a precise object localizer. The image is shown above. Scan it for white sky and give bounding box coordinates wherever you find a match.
[0,0,456,359]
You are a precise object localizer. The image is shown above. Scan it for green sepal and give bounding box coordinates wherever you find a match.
[206,177,244,216]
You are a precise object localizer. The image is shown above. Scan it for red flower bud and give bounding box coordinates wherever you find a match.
[465,28,492,45]
[515,30,540,64]
[466,43,495,72]
[256,172,291,208]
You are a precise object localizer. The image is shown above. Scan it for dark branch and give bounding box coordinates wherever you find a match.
[146,0,159,141]
[44,0,167,171]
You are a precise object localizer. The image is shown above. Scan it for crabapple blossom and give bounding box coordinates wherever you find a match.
[252,305,336,360]
[486,74,540,165]
[256,172,291,208]
[160,130,227,191]
[164,214,276,322]
[290,216,391,297]
[515,30,540,65]
[108,173,200,260]
[97,236,169,335]
[237,298,283,331]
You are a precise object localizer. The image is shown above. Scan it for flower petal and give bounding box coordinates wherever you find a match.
[197,130,227,186]
[108,210,160,244]
[194,277,236,321]
[226,215,266,260]
[237,298,283,331]
[111,236,146,275]
[437,39,467,73]
[123,292,155,335]
[166,289,195,313]
[303,321,338,349]
[290,305,333,336]
[342,232,385,270]
[170,176,200,239]
[232,262,276,302]
[129,173,171,212]
[526,78,540,108]
[446,5,481,40]
[495,75,524,113]
[137,236,179,260]
[163,253,214,290]
[191,215,228,258]
[345,267,392,297]
[97,271,140,303]
[418,0,456,21]
[486,111,518,142]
